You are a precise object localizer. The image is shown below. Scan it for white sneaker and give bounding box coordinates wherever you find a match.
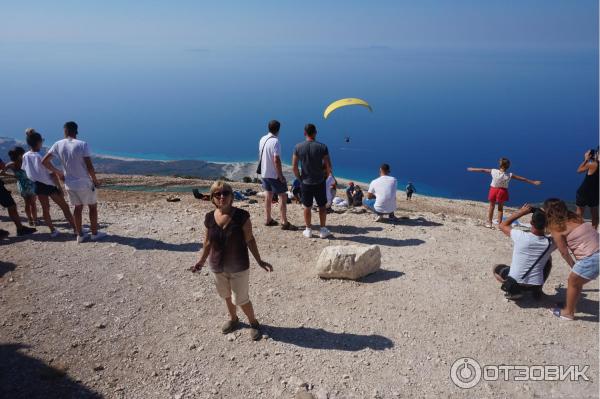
[50,229,60,238]
[91,231,107,241]
[76,234,89,243]
[302,228,312,238]
[319,227,332,239]
[374,215,384,222]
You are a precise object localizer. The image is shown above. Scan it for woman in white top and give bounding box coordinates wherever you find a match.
[467,158,542,228]
[325,171,337,210]
[22,130,76,238]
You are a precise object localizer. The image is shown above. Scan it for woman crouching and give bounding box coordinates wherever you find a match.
[191,181,272,340]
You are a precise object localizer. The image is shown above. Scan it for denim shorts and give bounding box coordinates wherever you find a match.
[262,178,287,194]
[572,251,599,281]
[363,198,376,211]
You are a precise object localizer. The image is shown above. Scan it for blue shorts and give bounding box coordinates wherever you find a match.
[363,198,376,211]
[572,251,599,281]
[262,178,287,194]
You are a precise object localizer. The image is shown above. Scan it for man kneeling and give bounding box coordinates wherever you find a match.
[493,204,556,300]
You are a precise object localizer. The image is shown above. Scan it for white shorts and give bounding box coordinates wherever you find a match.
[211,269,250,306]
[67,188,98,206]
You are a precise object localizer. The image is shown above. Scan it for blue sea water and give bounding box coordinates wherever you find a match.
[0,43,597,202]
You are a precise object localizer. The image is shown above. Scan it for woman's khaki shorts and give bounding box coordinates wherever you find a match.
[211,269,250,306]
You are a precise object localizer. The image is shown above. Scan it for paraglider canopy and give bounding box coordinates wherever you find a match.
[323,98,372,119]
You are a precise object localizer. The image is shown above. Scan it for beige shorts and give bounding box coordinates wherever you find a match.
[67,188,97,206]
[211,269,250,306]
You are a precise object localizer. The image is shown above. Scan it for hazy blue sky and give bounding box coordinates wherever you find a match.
[1,1,597,49]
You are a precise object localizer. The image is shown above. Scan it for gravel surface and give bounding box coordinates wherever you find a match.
[1,174,597,398]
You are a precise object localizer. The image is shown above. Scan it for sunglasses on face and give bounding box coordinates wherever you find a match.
[213,191,231,198]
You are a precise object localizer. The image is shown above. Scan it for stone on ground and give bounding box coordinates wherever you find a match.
[315,245,381,280]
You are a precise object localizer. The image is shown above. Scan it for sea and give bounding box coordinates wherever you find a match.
[1,43,598,203]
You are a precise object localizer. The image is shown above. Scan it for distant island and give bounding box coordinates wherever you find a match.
[0,137,293,182]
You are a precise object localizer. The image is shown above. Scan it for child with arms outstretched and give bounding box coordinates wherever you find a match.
[467,158,541,228]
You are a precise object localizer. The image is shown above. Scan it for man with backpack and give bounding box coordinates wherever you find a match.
[492,204,556,300]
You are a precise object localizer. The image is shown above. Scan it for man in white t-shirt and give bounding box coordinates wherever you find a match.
[493,204,556,300]
[43,121,106,243]
[364,163,397,222]
[258,120,295,231]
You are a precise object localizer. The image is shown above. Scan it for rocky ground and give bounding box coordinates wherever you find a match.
[0,174,598,399]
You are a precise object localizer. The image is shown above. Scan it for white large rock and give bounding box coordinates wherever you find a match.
[316,245,381,280]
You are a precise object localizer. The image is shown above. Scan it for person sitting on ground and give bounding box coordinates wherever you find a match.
[42,121,106,243]
[324,166,337,213]
[191,181,273,341]
[4,146,38,226]
[492,204,556,300]
[0,157,36,239]
[406,182,416,201]
[467,158,542,228]
[22,129,76,238]
[364,163,397,222]
[257,120,295,230]
[292,123,332,239]
[575,149,598,229]
[352,185,364,206]
[346,182,355,207]
[290,178,301,204]
[544,198,599,321]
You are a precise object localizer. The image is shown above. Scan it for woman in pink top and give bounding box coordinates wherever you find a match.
[544,198,599,321]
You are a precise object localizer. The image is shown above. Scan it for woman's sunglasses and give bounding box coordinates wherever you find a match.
[213,191,231,198]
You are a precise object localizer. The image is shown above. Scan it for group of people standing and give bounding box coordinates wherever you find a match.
[0,122,106,242]
[2,119,597,339]
[258,120,403,237]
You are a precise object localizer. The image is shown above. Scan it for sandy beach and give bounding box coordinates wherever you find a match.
[0,174,597,399]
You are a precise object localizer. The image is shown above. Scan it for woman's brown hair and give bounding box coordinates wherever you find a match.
[544,198,582,232]
[499,158,510,170]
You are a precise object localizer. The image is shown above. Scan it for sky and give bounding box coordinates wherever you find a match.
[1,1,597,50]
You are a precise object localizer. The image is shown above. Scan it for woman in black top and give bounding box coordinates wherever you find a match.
[191,181,272,341]
[575,149,599,229]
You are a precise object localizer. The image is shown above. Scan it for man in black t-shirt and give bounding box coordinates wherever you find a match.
[292,123,332,239]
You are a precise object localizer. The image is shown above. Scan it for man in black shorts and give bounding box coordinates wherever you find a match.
[292,123,332,239]
[0,158,36,238]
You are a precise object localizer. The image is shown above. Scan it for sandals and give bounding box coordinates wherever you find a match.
[549,307,574,321]
[281,222,297,231]
[265,219,279,227]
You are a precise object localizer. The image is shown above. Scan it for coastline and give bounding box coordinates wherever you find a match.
[2,135,476,203]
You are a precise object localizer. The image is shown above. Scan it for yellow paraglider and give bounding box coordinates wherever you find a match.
[323,98,372,119]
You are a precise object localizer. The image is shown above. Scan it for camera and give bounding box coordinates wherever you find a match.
[530,207,541,214]
[590,148,596,158]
